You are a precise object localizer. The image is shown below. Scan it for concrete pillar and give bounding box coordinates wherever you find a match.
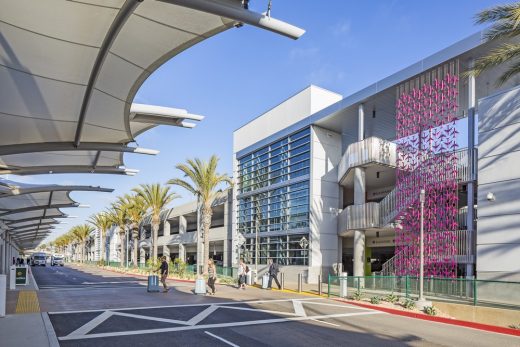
[178,215,187,263]
[353,104,366,277]
[163,245,170,261]
[467,59,476,278]
[163,221,171,237]
[223,197,231,267]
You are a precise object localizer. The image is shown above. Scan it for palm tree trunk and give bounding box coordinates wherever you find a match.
[101,231,106,264]
[120,230,126,266]
[202,205,212,274]
[82,242,85,263]
[133,227,139,267]
[152,221,159,261]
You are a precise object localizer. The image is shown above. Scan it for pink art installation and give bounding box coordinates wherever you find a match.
[394,73,459,278]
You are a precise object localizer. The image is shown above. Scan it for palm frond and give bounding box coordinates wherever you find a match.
[464,43,520,78]
[498,60,520,85]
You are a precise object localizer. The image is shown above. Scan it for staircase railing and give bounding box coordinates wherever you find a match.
[379,229,474,275]
[339,148,475,234]
[338,137,397,184]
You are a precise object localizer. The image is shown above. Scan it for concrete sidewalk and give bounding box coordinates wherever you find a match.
[0,313,57,347]
[1,266,58,347]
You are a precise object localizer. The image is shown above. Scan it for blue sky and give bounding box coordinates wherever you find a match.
[16,0,500,244]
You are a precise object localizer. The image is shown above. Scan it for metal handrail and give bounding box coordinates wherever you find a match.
[338,137,397,184]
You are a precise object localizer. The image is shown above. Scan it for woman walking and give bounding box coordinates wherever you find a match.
[237,259,247,290]
[207,259,217,295]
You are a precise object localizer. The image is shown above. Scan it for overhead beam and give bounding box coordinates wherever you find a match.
[0,142,158,156]
[160,0,305,40]
[8,221,59,231]
[0,184,113,197]
[0,166,138,176]
[0,203,79,217]
[74,0,143,147]
[5,214,67,225]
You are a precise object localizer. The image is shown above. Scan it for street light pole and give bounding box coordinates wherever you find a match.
[417,189,431,310]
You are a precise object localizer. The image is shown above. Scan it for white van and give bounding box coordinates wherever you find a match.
[51,254,64,266]
[32,252,47,266]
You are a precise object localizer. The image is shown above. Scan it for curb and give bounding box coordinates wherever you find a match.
[333,298,520,337]
[29,267,39,291]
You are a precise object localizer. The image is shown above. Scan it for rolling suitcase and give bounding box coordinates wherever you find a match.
[147,274,161,292]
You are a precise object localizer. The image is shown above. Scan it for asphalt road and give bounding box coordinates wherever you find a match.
[31,263,145,290]
[32,265,520,347]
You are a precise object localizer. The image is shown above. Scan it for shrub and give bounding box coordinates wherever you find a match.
[351,290,363,301]
[509,323,520,330]
[384,293,399,304]
[424,306,437,316]
[172,258,187,278]
[402,298,416,310]
[370,296,381,304]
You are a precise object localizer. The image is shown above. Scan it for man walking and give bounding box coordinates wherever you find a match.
[267,258,281,290]
[154,256,170,293]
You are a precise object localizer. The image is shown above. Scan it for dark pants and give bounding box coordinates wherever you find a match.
[268,273,281,289]
[208,277,216,294]
[161,273,168,289]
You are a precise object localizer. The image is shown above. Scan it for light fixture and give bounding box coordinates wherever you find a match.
[486,192,495,202]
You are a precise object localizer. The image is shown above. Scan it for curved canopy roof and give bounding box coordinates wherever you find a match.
[0,0,303,176]
[0,179,113,249]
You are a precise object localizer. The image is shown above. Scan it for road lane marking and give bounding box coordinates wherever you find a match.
[65,311,113,337]
[310,319,341,327]
[58,311,382,340]
[114,311,189,325]
[204,331,240,347]
[48,297,325,314]
[292,299,307,316]
[187,305,220,325]
[219,306,299,316]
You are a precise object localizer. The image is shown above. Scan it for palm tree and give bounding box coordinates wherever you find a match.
[88,212,112,264]
[119,193,147,267]
[132,184,179,261]
[71,224,94,263]
[466,2,520,85]
[168,155,232,274]
[107,201,129,266]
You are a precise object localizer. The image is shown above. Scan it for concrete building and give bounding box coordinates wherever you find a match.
[233,31,520,282]
[100,191,233,267]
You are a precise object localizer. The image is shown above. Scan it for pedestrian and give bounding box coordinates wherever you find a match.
[154,256,170,293]
[20,258,24,265]
[16,257,20,266]
[237,259,247,290]
[26,257,30,266]
[207,259,217,295]
[267,258,281,290]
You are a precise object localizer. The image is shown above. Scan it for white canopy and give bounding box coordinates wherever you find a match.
[0,0,303,176]
[0,179,113,248]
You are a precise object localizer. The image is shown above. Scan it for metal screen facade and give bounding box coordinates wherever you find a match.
[394,61,459,278]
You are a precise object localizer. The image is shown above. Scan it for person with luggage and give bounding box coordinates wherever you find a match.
[237,259,247,290]
[267,258,281,290]
[207,259,217,295]
[154,256,169,293]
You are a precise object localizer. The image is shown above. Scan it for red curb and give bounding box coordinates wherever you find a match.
[333,298,520,337]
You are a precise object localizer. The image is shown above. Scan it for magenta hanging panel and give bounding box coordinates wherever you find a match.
[394,71,459,278]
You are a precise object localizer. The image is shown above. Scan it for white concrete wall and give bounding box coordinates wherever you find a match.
[233,85,342,153]
[477,84,520,281]
[309,125,342,282]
